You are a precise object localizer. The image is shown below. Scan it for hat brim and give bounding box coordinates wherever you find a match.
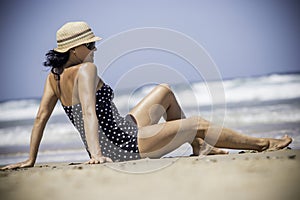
[54,36,102,53]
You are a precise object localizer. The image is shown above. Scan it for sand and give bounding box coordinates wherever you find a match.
[1,149,300,200]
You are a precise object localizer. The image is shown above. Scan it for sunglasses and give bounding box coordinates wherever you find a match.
[85,42,96,50]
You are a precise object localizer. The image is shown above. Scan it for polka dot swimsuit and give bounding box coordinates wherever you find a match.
[62,83,140,162]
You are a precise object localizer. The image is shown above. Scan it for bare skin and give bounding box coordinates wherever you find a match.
[1,44,292,170]
[1,44,111,170]
[128,83,228,156]
[128,84,292,158]
[191,138,229,156]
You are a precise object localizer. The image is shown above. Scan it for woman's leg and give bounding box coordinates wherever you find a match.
[137,116,292,158]
[129,84,227,155]
[191,137,229,156]
[129,83,185,127]
[138,117,199,158]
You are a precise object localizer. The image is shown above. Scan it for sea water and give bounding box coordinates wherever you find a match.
[0,73,299,165]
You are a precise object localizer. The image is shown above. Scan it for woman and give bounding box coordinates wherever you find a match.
[1,21,292,169]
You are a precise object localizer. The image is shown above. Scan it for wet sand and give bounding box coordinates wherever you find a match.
[1,149,300,200]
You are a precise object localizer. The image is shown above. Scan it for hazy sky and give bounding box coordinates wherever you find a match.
[0,0,299,101]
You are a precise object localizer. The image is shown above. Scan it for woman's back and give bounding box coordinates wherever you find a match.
[48,63,103,106]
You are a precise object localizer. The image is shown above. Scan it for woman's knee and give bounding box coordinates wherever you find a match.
[157,83,172,94]
[189,116,210,131]
[159,83,171,90]
[157,84,178,103]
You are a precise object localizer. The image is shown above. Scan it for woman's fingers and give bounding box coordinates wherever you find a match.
[1,162,28,170]
[1,163,22,170]
[84,157,113,165]
[1,165,13,170]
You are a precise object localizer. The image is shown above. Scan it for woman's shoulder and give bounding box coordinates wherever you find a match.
[47,72,56,85]
[62,62,97,76]
[78,62,97,73]
[77,62,98,78]
[47,62,99,84]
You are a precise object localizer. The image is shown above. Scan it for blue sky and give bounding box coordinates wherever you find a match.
[0,0,299,101]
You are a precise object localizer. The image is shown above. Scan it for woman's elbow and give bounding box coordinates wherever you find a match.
[82,106,96,119]
[34,111,50,126]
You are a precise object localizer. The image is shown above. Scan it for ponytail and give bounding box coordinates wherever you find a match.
[43,50,69,79]
[43,50,69,94]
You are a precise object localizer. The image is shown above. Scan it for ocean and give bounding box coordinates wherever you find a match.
[1,73,300,165]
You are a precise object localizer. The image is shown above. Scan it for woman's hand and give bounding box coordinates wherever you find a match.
[1,159,34,170]
[85,156,113,164]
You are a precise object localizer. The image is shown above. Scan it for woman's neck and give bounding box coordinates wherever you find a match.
[63,56,82,69]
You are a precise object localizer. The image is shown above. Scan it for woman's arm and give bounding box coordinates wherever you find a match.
[77,63,112,164]
[1,75,58,170]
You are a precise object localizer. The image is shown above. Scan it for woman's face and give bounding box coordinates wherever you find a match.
[74,42,97,63]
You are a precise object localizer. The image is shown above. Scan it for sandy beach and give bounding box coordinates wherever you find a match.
[1,149,299,200]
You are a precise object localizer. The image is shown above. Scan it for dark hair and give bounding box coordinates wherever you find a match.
[43,50,69,80]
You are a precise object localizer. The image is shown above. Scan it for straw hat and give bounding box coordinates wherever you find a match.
[54,21,101,53]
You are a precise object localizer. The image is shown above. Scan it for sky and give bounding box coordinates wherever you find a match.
[0,0,299,101]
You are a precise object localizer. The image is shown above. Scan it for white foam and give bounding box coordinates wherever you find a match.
[1,74,299,122]
[0,123,79,146]
[178,74,300,106]
[0,100,65,121]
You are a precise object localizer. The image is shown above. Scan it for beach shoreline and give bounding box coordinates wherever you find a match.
[1,149,299,200]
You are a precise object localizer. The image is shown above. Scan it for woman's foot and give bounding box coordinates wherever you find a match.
[191,138,228,156]
[264,135,293,151]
